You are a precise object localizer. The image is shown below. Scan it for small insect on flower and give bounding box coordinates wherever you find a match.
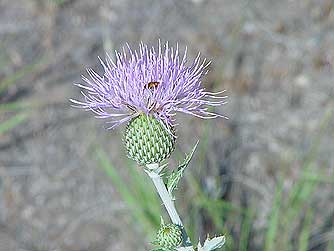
[145,81,160,89]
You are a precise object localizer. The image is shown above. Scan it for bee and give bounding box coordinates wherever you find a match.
[145,81,160,89]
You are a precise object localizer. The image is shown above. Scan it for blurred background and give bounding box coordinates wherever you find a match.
[0,0,333,250]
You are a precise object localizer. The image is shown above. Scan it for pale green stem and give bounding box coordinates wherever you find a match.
[146,163,183,225]
[146,163,225,251]
[146,163,192,247]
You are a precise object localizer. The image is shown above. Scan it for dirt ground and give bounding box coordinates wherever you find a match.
[0,0,333,250]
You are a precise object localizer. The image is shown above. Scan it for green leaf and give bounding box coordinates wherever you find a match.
[264,179,283,251]
[298,208,313,251]
[198,235,226,251]
[0,113,28,135]
[167,141,199,198]
[0,57,46,93]
[239,209,254,251]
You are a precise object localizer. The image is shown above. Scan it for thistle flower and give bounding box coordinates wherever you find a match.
[71,42,227,250]
[71,41,227,165]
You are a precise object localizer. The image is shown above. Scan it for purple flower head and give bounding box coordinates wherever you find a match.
[71,41,227,129]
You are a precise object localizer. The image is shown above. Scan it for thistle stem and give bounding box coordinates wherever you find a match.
[146,164,183,225]
[146,163,192,247]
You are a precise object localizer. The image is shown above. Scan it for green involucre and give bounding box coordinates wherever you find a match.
[155,223,183,249]
[124,114,175,165]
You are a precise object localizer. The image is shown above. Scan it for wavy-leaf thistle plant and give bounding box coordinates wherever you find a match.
[71,42,227,251]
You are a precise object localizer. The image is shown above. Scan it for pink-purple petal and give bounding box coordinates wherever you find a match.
[71,41,227,129]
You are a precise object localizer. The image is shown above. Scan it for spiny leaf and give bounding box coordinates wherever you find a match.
[167,141,199,198]
[198,235,226,251]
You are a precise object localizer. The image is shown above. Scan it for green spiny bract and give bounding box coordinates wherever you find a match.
[124,114,175,165]
[154,223,183,250]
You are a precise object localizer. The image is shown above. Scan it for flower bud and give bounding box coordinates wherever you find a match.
[155,223,183,249]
